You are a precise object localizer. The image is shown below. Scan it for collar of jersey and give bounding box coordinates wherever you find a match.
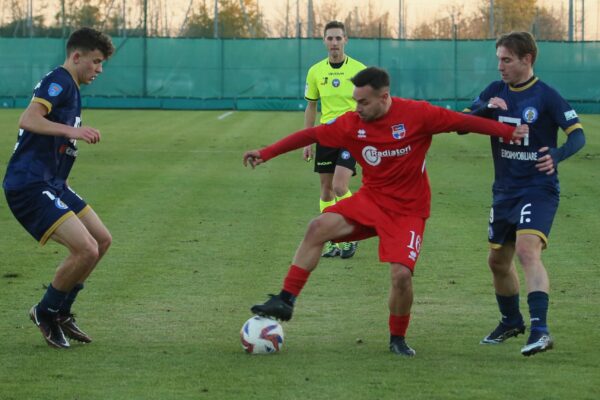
[509,76,538,92]
[327,57,348,69]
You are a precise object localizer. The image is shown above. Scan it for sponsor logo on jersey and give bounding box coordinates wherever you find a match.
[522,107,538,123]
[362,145,411,166]
[357,129,366,138]
[391,124,406,139]
[564,109,578,121]
[332,78,340,87]
[341,150,351,160]
[59,144,78,157]
[48,83,63,97]
[500,149,538,161]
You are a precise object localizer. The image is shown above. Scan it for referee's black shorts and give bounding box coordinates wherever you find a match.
[314,143,357,175]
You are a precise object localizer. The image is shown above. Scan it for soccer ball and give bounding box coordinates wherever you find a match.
[240,316,284,354]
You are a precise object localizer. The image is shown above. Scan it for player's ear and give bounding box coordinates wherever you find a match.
[72,50,81,64]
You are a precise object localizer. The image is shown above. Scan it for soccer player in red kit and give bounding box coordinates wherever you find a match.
[243,67,528,356]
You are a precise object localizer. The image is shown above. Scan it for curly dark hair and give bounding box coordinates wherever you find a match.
[67,27,115,59]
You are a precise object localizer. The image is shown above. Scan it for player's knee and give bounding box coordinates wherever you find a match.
[391,265,412,290]
[488,255,509,275]
[97,231,112,257]
[74,237,100,265]
[514,245,540,268]
[332,184,348,198]
[305,215,337,243]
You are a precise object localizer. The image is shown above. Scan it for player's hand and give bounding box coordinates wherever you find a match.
[243,150,264,169]
[67,126,101,144]
[536,146,557,175]
[510,124,529,145]
[303,145,313,162]
[488,97,508,110]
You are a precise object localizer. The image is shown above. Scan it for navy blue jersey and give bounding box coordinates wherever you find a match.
[3,67,81,191]
[467,78,582,196]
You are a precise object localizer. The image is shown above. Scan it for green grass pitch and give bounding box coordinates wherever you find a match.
[0,109,598,399]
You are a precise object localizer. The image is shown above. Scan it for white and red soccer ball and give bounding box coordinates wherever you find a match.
[240,316,284,354]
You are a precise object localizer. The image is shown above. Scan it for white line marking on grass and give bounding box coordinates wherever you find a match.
[217,111,234,120]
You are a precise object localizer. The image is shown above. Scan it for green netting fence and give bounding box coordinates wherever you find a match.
[1,38,599,112]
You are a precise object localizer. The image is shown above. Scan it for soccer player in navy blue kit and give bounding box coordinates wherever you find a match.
[3,27,114,348]
[465,32,585,356]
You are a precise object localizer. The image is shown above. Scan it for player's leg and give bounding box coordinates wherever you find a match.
[332,158,358,258]
[318,172,340,257]
[515,233,553,356]
[57,208,111,343]
[376,214,425,356]
[514,190,557,356]
[315,144,341,257]
[31,215,99,348]
[481,243,526,344]
[251,212,356,321]
[73,208,112,282]
[388,262,416,356]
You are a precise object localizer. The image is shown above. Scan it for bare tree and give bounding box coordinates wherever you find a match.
[412,0,566,40]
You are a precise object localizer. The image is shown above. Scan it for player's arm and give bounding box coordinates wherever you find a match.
[536,127,585,175]
[429,104,527,143]
[243,127,319,169]
[303,101,318,161]
[19,101,100,144]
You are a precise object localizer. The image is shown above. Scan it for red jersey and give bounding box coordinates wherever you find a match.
[260,97,515,218]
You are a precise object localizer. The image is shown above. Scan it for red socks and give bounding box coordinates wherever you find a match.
[282,265,311,297]
[389,314,411,337]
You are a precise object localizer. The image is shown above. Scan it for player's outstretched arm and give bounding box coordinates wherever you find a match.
[243,127,320,170]
[19,102,101,144]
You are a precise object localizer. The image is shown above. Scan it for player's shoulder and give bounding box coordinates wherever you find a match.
[392,97,431,110]
[37,67,76,96]
[307,58,330,72]
[345,55,367,69]
[482,80,506,95]
[533,78,563,98]
[43,67,74,86]
[326,110,357,126]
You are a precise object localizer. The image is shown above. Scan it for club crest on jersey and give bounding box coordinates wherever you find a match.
[48,83,63,97]
[522,107,538,123]
[391,124,406,140]
[332,78,340,87]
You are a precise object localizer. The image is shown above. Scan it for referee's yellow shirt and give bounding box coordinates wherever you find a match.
[304,56,366,124]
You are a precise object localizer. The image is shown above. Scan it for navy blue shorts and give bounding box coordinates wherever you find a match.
[314,143,357,175]
[4,185,89,245]
[488,188,559,248]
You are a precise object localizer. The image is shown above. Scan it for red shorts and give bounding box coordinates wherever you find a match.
[324,190,426,270]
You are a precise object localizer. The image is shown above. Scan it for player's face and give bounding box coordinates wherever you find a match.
[496,46,532,86]
[353,85,389,122]
[74,49,106,85]
[323,28,347,61]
